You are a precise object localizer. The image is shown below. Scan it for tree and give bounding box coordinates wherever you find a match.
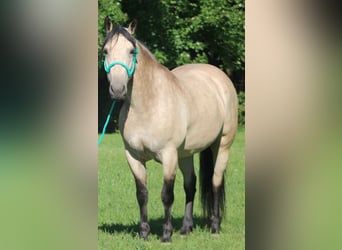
[98,0,244,71]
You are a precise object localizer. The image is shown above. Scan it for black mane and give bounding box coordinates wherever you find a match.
[102,25,136,51]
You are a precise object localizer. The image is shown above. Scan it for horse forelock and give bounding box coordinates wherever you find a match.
[102,25,136,50]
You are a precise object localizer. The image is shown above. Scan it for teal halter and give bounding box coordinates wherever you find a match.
[104,48,139,77]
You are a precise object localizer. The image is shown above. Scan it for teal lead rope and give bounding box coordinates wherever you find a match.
[98,100,116,145]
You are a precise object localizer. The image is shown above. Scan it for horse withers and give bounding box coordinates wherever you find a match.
[102,17,238,242]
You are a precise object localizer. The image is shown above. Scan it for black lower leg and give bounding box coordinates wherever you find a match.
[211,186,221,234]
[135,180,149,240]
[180,174,196,235]
[161,179,175,242]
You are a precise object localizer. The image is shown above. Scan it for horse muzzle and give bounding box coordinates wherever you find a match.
[109,84,126,100]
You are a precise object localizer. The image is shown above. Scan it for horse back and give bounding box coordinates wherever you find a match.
[172,64,237,121]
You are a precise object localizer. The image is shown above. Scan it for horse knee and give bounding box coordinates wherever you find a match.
[161,179,174,206]
[135,180,148,206]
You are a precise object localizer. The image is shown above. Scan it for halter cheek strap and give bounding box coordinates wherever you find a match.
[104,48,139,77]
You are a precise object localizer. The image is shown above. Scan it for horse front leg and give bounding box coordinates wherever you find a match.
[125,150,150,240]
[160,148,178,242]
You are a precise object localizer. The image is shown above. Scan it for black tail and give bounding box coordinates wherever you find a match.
[199,147,226,219]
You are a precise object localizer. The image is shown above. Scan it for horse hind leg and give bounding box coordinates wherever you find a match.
[210,138,231,234]
[200,137,231,234]
[211,147,229,233]
[178,156,196,235]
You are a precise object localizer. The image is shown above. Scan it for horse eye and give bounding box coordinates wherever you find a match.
[130,49,135,54]
[103,48,108,55]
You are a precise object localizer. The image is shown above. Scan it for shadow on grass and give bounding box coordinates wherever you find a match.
[98,216,208,239]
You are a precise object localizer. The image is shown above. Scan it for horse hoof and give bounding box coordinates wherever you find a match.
[180,226,192,235]
[210,217,220,234]
[161,236,172,243]
[161,223,173,242]
[161,231,172,242]
[139,232,149,240]
[139,222,150,240]
[139,230,149,240]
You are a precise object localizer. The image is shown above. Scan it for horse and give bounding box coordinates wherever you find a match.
[102,17,238,242]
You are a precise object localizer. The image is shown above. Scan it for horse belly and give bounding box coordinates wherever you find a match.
[182,109,224,153]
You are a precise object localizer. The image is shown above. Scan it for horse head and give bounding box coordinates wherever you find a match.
[102,17,138,100]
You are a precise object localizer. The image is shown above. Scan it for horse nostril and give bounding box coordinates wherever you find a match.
[110,84,125,94]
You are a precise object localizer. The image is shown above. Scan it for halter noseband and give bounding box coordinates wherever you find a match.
[104,48,139,78]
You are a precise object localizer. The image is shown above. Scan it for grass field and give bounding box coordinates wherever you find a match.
[98,127,245,249]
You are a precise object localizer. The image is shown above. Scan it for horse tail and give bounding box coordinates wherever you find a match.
[199,147,226,219]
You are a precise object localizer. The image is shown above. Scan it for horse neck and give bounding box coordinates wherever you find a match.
[127,42,176,109]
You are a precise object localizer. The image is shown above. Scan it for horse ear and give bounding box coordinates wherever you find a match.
[104,16,113,33]
[128,19,137,35]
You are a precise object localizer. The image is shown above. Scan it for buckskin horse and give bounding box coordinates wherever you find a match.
[102,18,238,242]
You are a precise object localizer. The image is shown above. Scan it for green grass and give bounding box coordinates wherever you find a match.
[98,127,245,249]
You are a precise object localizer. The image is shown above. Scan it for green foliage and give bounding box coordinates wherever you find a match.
[238,91,245,126]
[98,0,244,71]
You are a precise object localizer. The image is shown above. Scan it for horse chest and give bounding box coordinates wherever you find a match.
[121,118,166,156]
[124,130,151,151]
